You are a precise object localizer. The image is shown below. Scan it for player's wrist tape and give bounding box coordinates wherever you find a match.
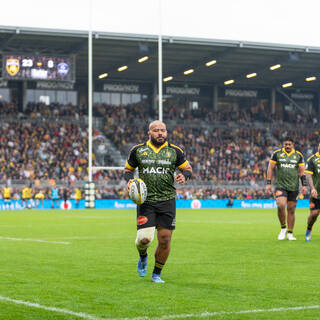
[301,175,307,186]
[124,171,134,182]
[182,171,192,180]
[267,180,271,185]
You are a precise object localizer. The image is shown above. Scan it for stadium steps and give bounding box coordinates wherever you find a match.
[93,134,126,167]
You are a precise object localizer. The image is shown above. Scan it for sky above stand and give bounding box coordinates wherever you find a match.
[1,0,319,48]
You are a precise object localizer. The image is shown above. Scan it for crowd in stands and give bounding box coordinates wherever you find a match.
[163,98,318,126]
[0,121,89,182]
[0,99,319,200]
[25,102,87,119]
[0,101,87,119]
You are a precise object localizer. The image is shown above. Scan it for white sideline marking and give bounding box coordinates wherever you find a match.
[0,236,70,245]
[0,296,102,320]
[0,295,319,320]
[179,219,253,224]
[143,305,320,320]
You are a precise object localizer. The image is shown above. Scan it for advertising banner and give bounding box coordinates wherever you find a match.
[0,199,310,210]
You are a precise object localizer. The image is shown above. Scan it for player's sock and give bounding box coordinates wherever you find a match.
[153,261,164,275]
[139,251,147,262]
[287,229,293,234]
[307,223,313,231]
[281,224,286,229]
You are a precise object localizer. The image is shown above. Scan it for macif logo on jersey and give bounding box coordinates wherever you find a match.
[143,167,170,174]
[57,62,69,76]
[280,163,295,169]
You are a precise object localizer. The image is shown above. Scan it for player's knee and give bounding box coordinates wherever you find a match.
[158,234,171,249]
[135,227,155,249]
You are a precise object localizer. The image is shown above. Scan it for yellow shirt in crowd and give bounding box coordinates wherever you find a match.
[75,188,82,200]
[22,187,32,199]
[3,187,11,199]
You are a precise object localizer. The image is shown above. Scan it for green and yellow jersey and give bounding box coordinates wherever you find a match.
[270,148,304,191]
[126,141,189,203]
[305,152,320,199]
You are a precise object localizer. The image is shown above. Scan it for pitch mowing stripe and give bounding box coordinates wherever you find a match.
[0,296,320,320]
[0,236,70,245]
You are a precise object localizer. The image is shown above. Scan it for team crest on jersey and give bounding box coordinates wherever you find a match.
[141,152,148,156]
[280,154,285,157]
[166,151,171,157]
[293,155,296,159]
[6,59,20,76]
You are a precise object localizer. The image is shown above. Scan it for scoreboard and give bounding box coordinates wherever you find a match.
[3,55,75,82]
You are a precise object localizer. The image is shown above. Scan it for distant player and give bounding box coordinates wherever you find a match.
[62,188,69,209]
[266,138,307,240]
[22,184,33,209]
[35,190,45,209]
[51,186,60,209]
[74,187,82,209]
[3,185,11,210]
[304,142,320,241]
[124,120,192,283]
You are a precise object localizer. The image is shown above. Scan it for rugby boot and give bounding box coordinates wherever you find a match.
[305,230,312,242]
[278,228,287,240]
[151,273,165,283]
[287,233,296,241]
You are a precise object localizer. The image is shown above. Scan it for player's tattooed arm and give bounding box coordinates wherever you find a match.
[306,173,317,198]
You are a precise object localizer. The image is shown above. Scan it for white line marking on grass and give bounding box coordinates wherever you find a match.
[179,220,253,224]
[141,305,320,320]
[0,237,70,245]
[0,296,319,320]
[0,296,102,320]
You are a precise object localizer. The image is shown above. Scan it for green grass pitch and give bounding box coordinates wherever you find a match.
[1,208,320,320]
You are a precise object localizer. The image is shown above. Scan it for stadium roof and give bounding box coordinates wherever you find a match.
[1,25,320,90]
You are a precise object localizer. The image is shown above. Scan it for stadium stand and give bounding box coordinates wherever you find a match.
[1,98,317,200]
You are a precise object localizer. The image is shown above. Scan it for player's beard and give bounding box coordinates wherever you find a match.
[151,135,166,147]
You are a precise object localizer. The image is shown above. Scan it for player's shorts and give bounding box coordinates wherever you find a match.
[275,188,299,202]
[137,198,176,230]
[310,198,320,210]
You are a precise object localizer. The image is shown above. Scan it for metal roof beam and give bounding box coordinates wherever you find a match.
[0,33,16,52]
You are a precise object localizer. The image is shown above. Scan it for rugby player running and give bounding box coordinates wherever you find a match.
[304,142,320,241]
[124,120,192,283]
[266,138,307,240]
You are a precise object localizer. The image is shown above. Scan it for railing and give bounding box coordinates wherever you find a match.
[0,179,266,190]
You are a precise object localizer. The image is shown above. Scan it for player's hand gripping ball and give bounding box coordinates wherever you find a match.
[129,178,147,205]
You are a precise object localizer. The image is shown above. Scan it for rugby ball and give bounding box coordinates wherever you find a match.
[129,178,147,205]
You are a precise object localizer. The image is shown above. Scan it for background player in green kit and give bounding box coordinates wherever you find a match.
[266,138,307,241]
[304,143,320,241]
[124,120,193,283]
